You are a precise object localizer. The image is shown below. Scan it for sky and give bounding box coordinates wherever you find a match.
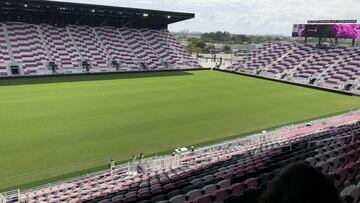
[53,0,360,35]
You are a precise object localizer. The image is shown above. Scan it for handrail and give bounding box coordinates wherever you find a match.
[0,193,6,203]
[3,109,360,202]
[308,134,358,148]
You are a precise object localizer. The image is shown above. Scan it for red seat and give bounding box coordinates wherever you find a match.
[194,195,213,203]
[244,178,258,191]
[229,183,244,195]
[333,168,347,189]
[211,188,230,202]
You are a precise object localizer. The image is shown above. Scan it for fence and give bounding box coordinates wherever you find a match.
[0,189,20,203]
[2,109,360,202]
[308,133,359,148]
[0,194,6,203]
[142,109,360,174]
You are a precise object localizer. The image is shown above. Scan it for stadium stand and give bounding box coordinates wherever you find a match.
[223,42,360,95]
[86,121,360,203]
[67,25,110,69]
[0,23,201,76]
[0,1,201,77]
[6,22,49,75]
[118,28,165,70]
[0,24,11,76]
[40,24,82,71]
[159,30,202,69]
[2,110,357,203]
[1,1,360,203]
[140,29,182,67]
[94,27,139,71]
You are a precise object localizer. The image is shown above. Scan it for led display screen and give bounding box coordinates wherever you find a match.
[292,24,360,39]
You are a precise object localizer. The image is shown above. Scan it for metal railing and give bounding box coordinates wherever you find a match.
[308,133,359,148]
[2,109,360,202]
[0,194,6,203]
[0,189,19,203]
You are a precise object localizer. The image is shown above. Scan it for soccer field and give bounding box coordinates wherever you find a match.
[0,70,359,191]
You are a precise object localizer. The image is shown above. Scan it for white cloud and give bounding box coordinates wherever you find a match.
[52,0,360,35]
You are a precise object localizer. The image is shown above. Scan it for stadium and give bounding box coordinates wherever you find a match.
[0,0,359,203]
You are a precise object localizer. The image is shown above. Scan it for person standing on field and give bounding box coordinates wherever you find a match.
[109,159,116,174]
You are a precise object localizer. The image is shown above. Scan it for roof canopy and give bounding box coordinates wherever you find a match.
[0,0,195,28]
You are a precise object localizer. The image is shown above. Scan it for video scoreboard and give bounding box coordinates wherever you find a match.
[292,20,360,39]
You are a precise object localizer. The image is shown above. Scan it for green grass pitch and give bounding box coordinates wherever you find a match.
[0,70,359,191]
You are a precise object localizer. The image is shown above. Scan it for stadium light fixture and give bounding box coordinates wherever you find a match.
[24,4,28,7]
[143,13,149,17]
[167,16,171,19]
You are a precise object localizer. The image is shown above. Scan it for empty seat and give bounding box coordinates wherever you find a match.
[193,195,213,203]
[186,189,203,201]
[244,178,258,191]
[168,190,183,199]
[203,184,218,195]
[212,188,230,203]
[217,179,231,189]
[343,187,360,203]
[151,195,167,202]
[229,183,244,195]
[191,178,203,185]
[98,199,111,203]
[169,194,186,203]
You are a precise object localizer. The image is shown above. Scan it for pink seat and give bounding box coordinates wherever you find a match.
[229,183,244,195]
[211,188,230,202]
[244,178,258,191]
[333,168,347,189]
[194,195,213,203]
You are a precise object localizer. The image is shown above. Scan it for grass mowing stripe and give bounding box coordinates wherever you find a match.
[0,70,359,191]
[2,107,357,192]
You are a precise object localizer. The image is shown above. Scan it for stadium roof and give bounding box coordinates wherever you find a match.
[0,0,195,28]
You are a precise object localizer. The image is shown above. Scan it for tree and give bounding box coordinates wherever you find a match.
[186,37,202,53]
[186,37,214,54]
[197,41,206,49]
[223,45,232,53]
